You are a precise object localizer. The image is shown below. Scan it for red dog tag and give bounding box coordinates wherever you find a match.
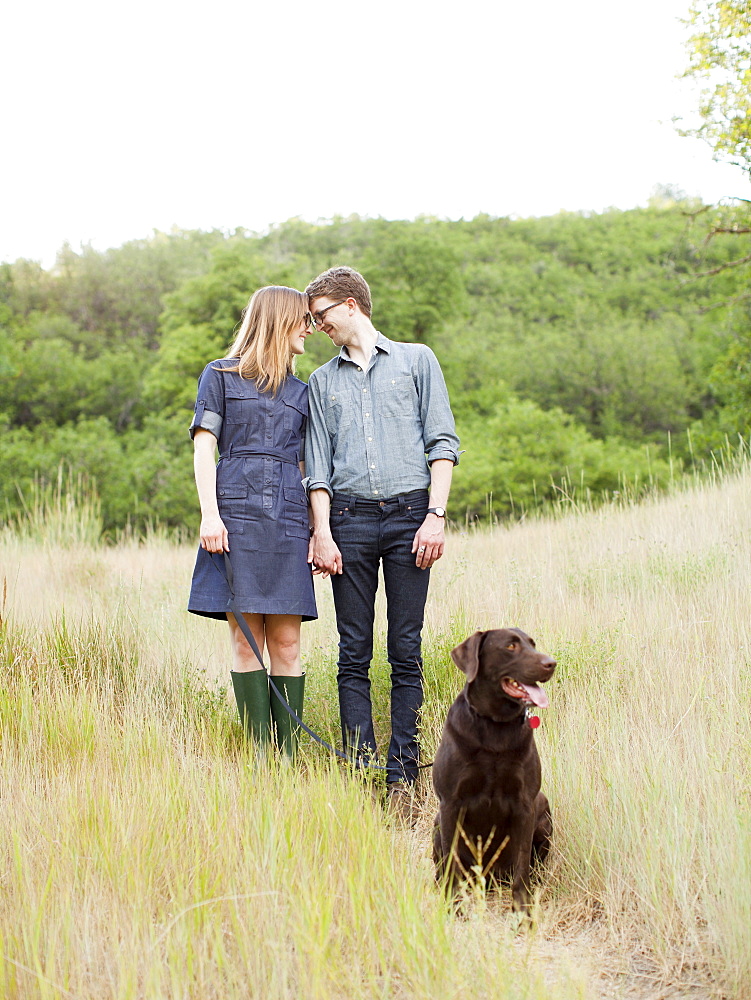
[528,715,540,729]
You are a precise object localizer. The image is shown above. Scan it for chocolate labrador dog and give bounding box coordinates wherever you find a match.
[432,628,556,913]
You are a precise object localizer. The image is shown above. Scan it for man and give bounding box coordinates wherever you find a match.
[305,266,459,813]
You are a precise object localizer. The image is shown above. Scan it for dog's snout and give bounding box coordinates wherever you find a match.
[540,655,556,675]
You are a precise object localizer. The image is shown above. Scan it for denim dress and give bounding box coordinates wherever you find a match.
[187,361,317,622]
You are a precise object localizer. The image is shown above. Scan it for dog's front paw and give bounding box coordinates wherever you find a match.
[508,908,531,935]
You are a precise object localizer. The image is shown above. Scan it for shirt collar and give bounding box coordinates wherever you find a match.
[336,332,391,365]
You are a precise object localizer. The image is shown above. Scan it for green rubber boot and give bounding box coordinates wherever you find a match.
[230,669,271,747]
[269,674,305,761]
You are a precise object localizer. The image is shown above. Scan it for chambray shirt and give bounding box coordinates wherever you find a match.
[306,334,460,499]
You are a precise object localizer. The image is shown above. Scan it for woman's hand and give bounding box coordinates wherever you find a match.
[308,531,343,578]
[200,513,229,553]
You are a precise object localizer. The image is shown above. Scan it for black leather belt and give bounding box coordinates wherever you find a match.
[332,489,428,509]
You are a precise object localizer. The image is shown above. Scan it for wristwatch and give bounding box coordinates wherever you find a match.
[427,506,446,517]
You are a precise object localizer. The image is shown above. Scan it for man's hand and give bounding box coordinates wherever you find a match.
[412,514,445,569]
[200,513,229,553]
[308,531,343,578]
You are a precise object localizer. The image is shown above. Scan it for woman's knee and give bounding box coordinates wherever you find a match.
[228,615,264,668]
[265,619,301,669]
[267,633,299,661]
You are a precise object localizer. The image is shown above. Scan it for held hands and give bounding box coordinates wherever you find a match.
[412,514,445,569]
[200,513,229,553]
[308,532,343,579]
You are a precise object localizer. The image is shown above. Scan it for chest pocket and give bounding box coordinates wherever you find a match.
[324,390,354,436]
[282,396,306,434]
[375,375,417,419]
[224,381,260,423]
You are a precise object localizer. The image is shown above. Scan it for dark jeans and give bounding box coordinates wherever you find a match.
[329,491,431,785]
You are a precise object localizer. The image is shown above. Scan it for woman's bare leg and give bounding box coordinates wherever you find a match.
[264,615,303,676]
[227,612,265,672]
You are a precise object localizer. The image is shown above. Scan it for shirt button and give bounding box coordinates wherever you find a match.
[357,367,362,372]
[265,479,271,484]
[373,490,379,495]
[365,412,369,417]
[368,437,372,441]
[362,388,367,393]
[370,464,375,469]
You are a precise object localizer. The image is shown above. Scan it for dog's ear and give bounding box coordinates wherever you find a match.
[450,631,485,683]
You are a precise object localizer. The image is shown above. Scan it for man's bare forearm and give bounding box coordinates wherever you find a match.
[428,459,454,510]
[308,488,342,575]
[310,488,333,537]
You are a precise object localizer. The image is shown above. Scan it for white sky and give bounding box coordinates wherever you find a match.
[1,0,748,267]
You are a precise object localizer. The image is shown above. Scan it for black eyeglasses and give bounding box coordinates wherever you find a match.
[303,311,316,330]
[312,300,346,328]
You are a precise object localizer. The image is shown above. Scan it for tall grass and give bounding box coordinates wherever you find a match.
[2,468,103,548]
[1,462,750,997]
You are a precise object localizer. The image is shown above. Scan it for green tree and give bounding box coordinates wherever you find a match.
[360,220,468,343]
[452,391,671,519]
[678,2,751,444]
[682,0,751,172]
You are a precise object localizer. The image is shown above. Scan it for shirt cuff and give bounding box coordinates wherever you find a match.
[307,479,333,498]
[427,447,460,466]
[189,407,223,440]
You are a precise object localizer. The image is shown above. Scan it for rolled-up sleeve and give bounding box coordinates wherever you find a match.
[305,371,334,497]
[414,347,460,466]
[189,363,225,440]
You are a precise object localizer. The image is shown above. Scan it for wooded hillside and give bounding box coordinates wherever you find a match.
[1,200,748,533]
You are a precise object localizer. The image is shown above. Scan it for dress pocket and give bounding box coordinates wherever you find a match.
[282,397,306,433]
[283,486,309,538]
[224,382,260,423]
[217,485,248,520]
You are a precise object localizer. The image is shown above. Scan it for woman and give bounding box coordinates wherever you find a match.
[188,285,317,758]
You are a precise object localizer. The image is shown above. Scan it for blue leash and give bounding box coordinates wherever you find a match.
[210,551,388,770]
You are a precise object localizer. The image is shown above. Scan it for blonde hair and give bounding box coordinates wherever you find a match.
[222,286,308,394]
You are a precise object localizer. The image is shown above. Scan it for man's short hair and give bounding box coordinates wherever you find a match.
[305,266,372,318]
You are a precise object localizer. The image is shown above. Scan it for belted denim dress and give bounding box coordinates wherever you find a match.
[187,361,317,622]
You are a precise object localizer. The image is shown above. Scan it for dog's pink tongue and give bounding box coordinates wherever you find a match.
[522,684,549,709]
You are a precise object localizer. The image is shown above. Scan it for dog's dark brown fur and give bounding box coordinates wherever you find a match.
[432,628,556,912]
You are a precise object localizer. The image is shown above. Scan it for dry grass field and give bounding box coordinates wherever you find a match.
[1,466,750,999]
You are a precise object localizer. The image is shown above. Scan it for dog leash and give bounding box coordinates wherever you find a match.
[210,551,394,771]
